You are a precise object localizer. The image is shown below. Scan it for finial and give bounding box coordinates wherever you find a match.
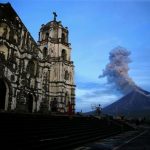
[53,12,57,21]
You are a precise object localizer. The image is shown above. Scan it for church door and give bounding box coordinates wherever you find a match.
[0,79,7,110]
[50,98,58,112]
[27,94,33,113]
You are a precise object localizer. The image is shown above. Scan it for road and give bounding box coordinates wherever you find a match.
[74,128,150,150]
[116,129,150,150]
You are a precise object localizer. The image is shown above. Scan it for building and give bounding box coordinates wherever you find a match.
[0,3,75,113]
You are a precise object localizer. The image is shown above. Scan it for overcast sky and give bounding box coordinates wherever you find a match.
[2,0,150,112]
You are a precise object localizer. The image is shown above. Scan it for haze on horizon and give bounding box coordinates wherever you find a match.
[1,0,150,112]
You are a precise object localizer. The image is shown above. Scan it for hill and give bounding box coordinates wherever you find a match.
[103,88,150,118]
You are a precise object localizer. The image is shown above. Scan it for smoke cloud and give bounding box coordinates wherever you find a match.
[99,46,137,94]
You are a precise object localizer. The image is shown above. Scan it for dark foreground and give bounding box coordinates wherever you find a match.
[0,112,133,150]
[119,128,150,150]
[75,126,150,150]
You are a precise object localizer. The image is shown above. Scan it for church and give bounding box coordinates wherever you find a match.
[0,3,76,113]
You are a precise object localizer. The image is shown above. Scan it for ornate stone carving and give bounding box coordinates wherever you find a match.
[17,30,21,45]
[7,52,17,71]
[21,31,26,49]
[10,74,15,81]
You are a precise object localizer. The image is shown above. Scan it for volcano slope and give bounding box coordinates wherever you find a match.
[103,88,150,118]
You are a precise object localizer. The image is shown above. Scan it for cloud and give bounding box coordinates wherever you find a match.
[99,46,137,94]
[75,81,122,112]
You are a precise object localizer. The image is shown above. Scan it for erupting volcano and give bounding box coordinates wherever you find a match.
[100,47,150,118]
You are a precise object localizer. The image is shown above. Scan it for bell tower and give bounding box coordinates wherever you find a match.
[38,12,75,113]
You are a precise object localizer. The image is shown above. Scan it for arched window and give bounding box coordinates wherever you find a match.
[71,88,75,95]
[64,70,69,80]
[65,92,69,105]
[0,52,5,63]
[27,61,35,77]
[62,33,66,43]
[43,47,48,58]
[61,49,67,60]
[46,32,49,39]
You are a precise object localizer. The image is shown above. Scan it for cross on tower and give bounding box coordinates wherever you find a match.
[53,12,57,21]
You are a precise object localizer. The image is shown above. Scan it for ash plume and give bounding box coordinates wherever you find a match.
[99,46,137,94]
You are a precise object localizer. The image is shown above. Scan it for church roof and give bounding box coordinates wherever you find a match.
[40,13,68,32]
[0,2,39,48]
[0,3,17,23]
[40,20,67,31]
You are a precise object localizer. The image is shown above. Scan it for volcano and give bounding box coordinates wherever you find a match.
[103,88,150,118]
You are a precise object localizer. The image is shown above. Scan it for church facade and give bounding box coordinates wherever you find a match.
[0,3,75,113]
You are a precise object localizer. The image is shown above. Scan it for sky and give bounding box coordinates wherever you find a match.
[1,0,150,112]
